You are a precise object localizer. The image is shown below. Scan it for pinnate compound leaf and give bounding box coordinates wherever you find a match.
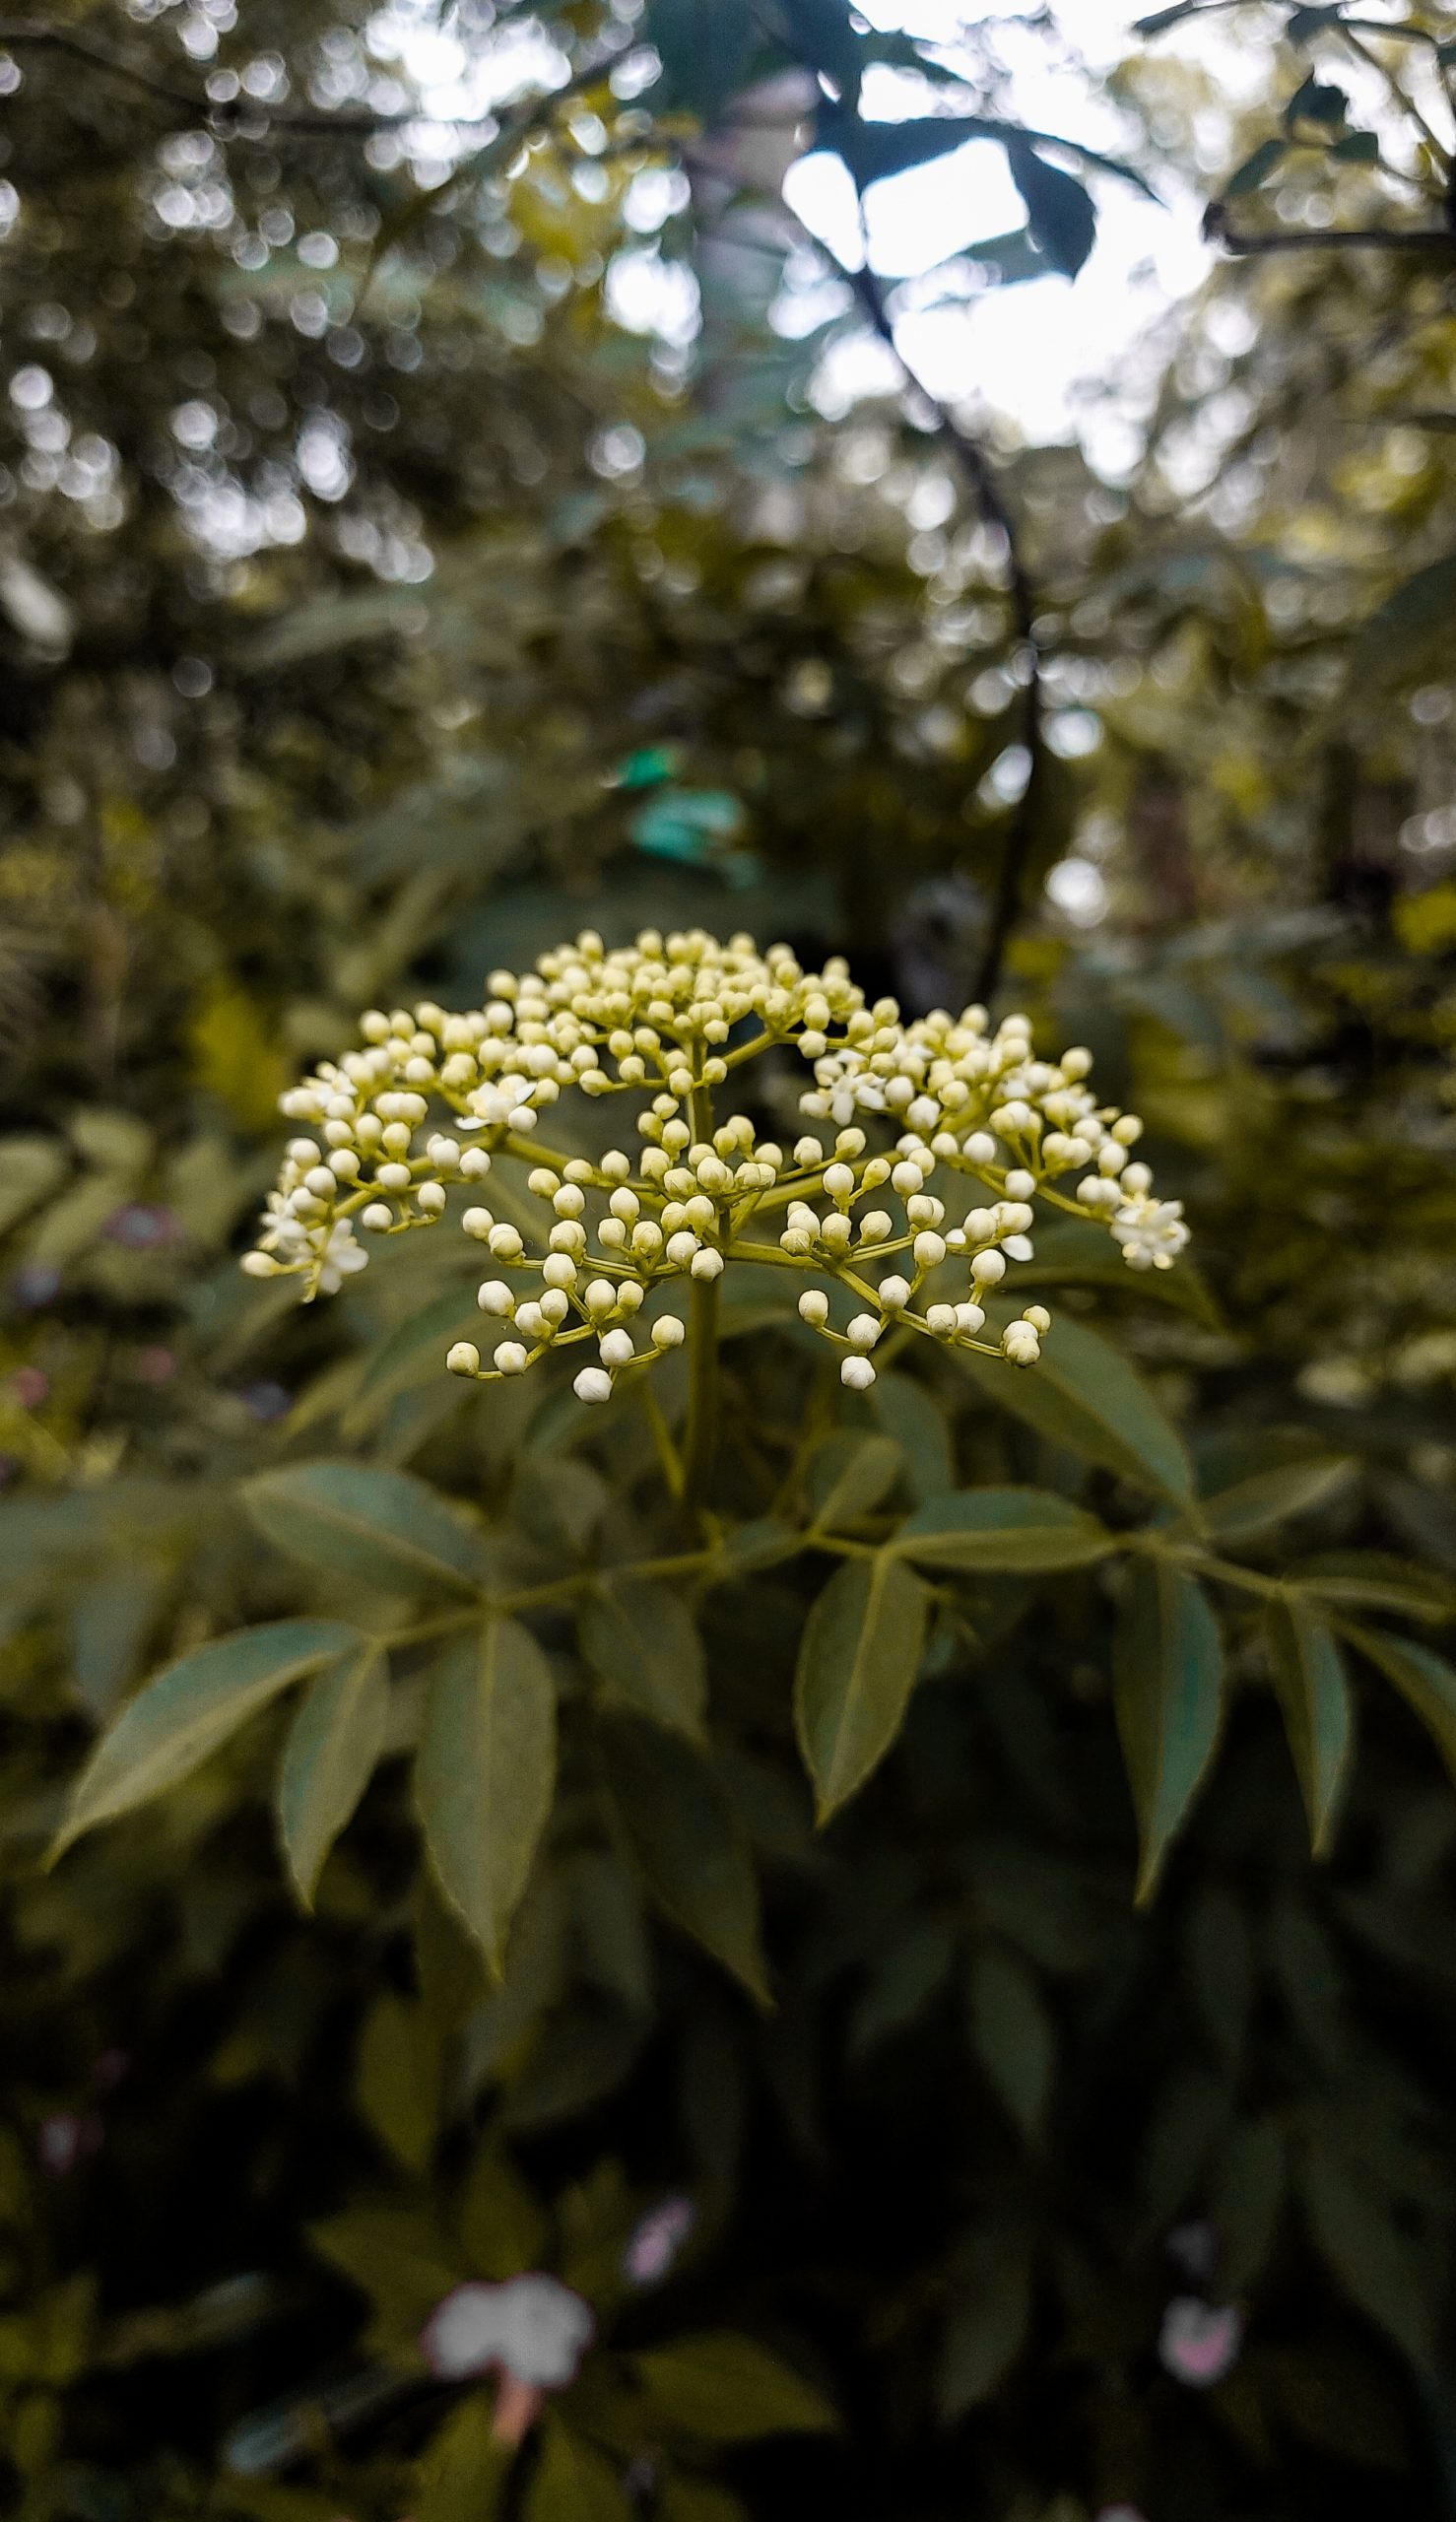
[55,1619,358,1855]
[600,1717,768,2003]
[1266,1601,1352,1856]
[579,1578,707,1741]
[953,1312,1194,1503]
[631,2332,836,2440]
[1291,1553,1452,1622]
[1195,1456,1354,1542]
[1346,1626,1456,1786]
[1114,1562,1224,1900]
[243,1461,490,1595]
[794,1553,930,1823]
[278,1640,390,1903]
[416,1618,557,1974]
[894,1487,1114,1573]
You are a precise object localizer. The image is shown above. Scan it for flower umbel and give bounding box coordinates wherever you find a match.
[243,927,1189,1403]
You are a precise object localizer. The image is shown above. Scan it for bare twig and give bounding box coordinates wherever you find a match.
[0,16,613,137]
[1205,204,1456,253]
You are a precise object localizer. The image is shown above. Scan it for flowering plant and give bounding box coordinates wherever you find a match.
[241,927,1186,1512]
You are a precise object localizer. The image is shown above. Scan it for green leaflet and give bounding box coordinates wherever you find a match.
[416,1617,558,1974]
[1290,1553,1453,1623]
[968,1943,1055,2142]
[1266,1601,1352,1856]
[1113,1561,1224,1901]
[936,2231,1033,2420]
[893,1487,1115,1573]
[277,1640,390,1902]
[244,1460,491,1595]
[953,1312,1194,1503]
[630,2331,836,2440]
[579,1577,707,1741]
[524,2421,632,2522]
[1195,1456,1354,1544]
[806,1429,903,1532]
[1347,1626,1456,1787]
[794,1552,930,1823]
[599,1716,768,2004]
[415,2393,514,2522]
[54,1619,359,1856]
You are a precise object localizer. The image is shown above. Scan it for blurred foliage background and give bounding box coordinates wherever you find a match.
[2,2,1456,2518]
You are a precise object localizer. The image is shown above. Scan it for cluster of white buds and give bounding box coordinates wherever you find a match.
[243,928,1188,1402]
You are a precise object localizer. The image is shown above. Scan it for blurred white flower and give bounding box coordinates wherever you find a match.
[420,2273,594,2388]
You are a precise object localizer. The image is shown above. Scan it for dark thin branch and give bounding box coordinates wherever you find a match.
[839,257,1044,1005]
[1207,206,1456,254]
[0,17,612,136]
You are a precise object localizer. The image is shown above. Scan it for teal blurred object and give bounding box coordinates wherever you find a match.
[629,787,755,882]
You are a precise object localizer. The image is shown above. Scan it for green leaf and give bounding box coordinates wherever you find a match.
[416,1618,557,1975]
[277,1641,390,1903]
[600,1717,768,2003]
[794,1553,930,1823]
[936,2232,1033,2419]
[350,1286,482,1419]
[806,1430,903,1531]
[1266,1602,1353,1856]
[1348,554,1456,696]
[952,1312,1194,1502]
[1113,1562,1224,1900]
[1007,143,1096,278]
[243,1461,490,1596]
[579,1578,707,1741]
[54,1619,358,1856]
[968,1944,1055,2141]
[309,2203,461,2335]
[1224,136,1290,196]
[647,0,755,119]
[870,1370,954,1502]
[524,2420,632,2522]
[630,2332,836,2440]
[1347,1626,1456,1787]
[1195,1457,1354,1542]
[1291,1554,1452,1622]
[893,1487,1115,1573]
[356,1989,442,2174]
[1300,2142,1436,2368]
[715,1517,803,1574]
[415,2392,514,2522]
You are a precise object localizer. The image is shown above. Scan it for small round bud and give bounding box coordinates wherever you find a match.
[962,1132,996,1164]
[798,1291,830,1328]
[823,1162,855,1201]
[240,1251,279,1278]
[665,1230,699,1268]
[925,1303,958,1338]
[653,1313,687,1347]
[328,1148,361,1179]
[1002,1324,1040,1366]
[477,1281,515,1317]
[1025,1304,1051,1334]
[599,1327,634,1367]
[955,1300,986,1335]
[540,1290,570,1325]
[416,1181,446,1216]
[858,1210,893,1244]
[362,1203,393,1231]
[446,1342,481,1376]
[428,1135,461,1167]
[304,1166,337,1198]
[690,1247,725,1281]
[970,1249,1007,1285]
[488,1225,524,1261]
[553,1184,586,1219]
[462,1207,494,1239]
[459,1146,492,1180]
[514,1302,546,1339]
[794,1137,823,1167]
[841,1356,877,1392]
[878,1276,911,1312]
[495,1343,529,1376]
[846,1313,882,1351]
[287,1138,321,1164]
[376,1163,412,1193]
[1112,1114,1144,1146]
[573,1365,614,1406]
[1004,1169,1036,1200]
[542,1253,577,1290]
[913,1231,947,1271]
[1121,1161,1153,1197]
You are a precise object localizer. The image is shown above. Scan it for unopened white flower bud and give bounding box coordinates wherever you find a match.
[913,1232,947,1271]
[428,1136,461,1167]
[878,1276,911,1312]
[845,1314,881,1351]
[653,1314,686,1347]
[690,1247,724,1281]
[540,1290,570,1325]
[824,1162,855,1201]
[1004,1169,1035,1200]
[970,1249,1006,1285]
[858,1210,893,1243]
[459,1147,492,1180]
[583,1279,618,1315]
[574,1365,614,1405]
[240,1251,279,1277]
[496,1343,529,1376]
[1002,1323,1040,1365]
[840,1356,877,1392]
[599,1328,634,1367]
[375,1163,412,1194]
[955,1301,985,1335]
[488,1225,524,1261]
[1025,1305,1051,1333]
[362,1203,393,1231]
[447,1342,481,1376]
[477,1282,515,1317]
[541,1253,577,1290]
[799,1291,830,1328]
[416,1182,447,1216]
[925,1303,958,1338]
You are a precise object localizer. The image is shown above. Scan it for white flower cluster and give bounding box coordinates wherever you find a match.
[243,928,1188,1401]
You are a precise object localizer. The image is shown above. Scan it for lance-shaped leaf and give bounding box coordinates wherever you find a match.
[1195,1457,1354,1544]
[579,1578,707,1742]
[893,1487,1114,1574]
[54,1619,358,1855]
[244,1460,490,1595]
[953,1312,1194,1504]
[630,2331,836,2439]
[1114,1562,1224,1901]
[807,1430,903,1532]
[1347,1626,1456,1787]
[794,1553,930,1823]
[1290,1553,1452,1623]
[416,1618,557,1975]
[1266,1600,1353,1856]
[600,1716,768,2004]
[277,1640,391,1903]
